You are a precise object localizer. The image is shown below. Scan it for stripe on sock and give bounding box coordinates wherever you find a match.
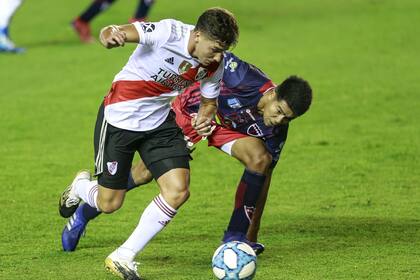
[88,185,98,209]
[153,195,176,218]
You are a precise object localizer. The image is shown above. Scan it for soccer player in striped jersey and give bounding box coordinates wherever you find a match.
[61,52,312,262]
[58,8,238,279]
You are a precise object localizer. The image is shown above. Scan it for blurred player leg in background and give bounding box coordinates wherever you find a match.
[0,0,24,53]
[72,0,155,43]
[129,0,155,23]
[72,0,116,43]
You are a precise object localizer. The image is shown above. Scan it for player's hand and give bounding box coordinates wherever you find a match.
[99,25,127,49]
[191,114,216,137]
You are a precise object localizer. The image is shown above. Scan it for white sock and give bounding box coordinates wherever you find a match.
[0,0,23,28]
[74,179,99,210]
[114,194,177,261]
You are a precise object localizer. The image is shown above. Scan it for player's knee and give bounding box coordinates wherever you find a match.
[245,152,272,173]
[162,184,190,208]
[97,198,123,214]
[172,187,190,205]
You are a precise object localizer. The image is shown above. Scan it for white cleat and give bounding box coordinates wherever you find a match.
[105,253,141,280]
[58,170,91,218]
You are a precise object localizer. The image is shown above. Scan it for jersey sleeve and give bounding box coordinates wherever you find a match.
[199,60,224,99]
[223,52,275,93]
[133,20,171,48]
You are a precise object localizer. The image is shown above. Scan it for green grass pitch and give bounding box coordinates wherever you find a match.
[0,0,419,279]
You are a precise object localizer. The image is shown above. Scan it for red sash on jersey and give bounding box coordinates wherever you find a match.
[104,62,219,106]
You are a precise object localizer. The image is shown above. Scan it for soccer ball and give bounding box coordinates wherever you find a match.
[212,241,257,280]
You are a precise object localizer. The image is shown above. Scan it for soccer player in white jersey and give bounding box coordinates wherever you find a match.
[58,7,239,279]
[0,0,24,53]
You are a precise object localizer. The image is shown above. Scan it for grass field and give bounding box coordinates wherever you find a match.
[1,0,419,279]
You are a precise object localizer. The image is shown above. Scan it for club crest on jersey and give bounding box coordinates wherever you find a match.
[195,67,208,80]
[227,98,242,109]
[247,123,264,137]
[178,60,192,74]
[107,161,118,175]
[141,23,155,33]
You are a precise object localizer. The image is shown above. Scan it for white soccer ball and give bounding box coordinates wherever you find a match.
[212,241,257,280]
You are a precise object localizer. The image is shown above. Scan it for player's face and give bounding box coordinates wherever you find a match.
[261,91,295,126]
[192,32,225,66]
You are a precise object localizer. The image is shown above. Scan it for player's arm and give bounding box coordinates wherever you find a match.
[193,61,225,136]
[99,24,140,49]
[193,97,217,136]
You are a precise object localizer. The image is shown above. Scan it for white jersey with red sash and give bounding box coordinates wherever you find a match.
[104,19,223,131]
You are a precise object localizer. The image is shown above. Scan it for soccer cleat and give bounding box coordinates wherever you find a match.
[247,241,265,256]
[105,254,141,280]
[71,17,94,43]
[59,170,91,218]
[61,205,89,251]
[222,231,265,255]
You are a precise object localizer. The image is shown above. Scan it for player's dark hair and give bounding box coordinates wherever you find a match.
[275,76,312,117]
[195,7,239,49]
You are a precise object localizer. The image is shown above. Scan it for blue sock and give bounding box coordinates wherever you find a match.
[227,169,266,234]
[80,203,101,221]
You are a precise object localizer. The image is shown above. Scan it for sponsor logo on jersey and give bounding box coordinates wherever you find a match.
[165,57,174,65]
[195,67,208,80]
[247,123,264,137]
[224,57,238,72]
[227,98,242,109]
[150,68,193,91]
[141,23,155,33]
[229,61,238,72]
[107,161,118,175]
[178,60,192,74]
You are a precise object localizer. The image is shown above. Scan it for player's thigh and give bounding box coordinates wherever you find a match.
[231,136,272,170]
[138,111,191,180]
[94,106,137,190]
